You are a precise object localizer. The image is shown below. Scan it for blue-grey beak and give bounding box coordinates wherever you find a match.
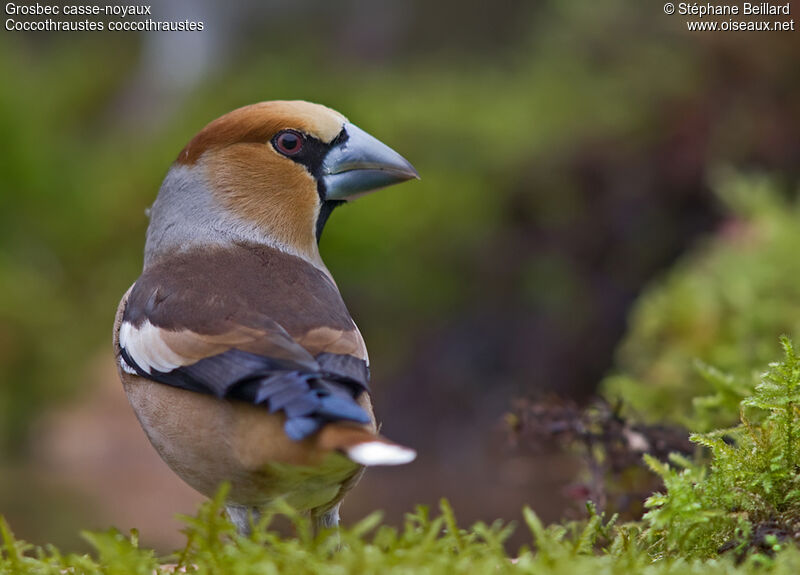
[322,123,419,201]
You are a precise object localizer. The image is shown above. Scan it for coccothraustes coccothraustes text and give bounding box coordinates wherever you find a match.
[113,101,419,533]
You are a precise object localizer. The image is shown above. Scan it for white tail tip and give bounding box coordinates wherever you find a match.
[346,441,417,466]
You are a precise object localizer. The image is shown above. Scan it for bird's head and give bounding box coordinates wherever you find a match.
[146,101,418,267]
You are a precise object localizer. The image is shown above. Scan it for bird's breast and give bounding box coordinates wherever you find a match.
[121,374,362,509]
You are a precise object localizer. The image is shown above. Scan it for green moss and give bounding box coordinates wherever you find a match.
[643,337,800,559]
[3,498,800,574]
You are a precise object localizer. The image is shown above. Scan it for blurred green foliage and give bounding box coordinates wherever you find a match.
[602,174,800,430]
[0,38,145,453]
[0,3,701,456]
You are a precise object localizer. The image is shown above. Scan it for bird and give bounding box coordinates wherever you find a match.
[113,100,419,534]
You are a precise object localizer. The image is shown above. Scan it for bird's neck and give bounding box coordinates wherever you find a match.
[143,165,330,276]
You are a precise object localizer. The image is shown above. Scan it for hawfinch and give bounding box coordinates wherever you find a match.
[113,101,419,533]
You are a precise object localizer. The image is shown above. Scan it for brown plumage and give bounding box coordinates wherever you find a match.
[114,101,419,533]
[177,101,345,165]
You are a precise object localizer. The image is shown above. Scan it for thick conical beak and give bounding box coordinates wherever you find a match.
[322,123,419,201]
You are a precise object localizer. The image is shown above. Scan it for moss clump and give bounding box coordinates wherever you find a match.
[4,495,800,574]
[644,337,800,560]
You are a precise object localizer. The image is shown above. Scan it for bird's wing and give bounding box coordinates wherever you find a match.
[116,244,372,440]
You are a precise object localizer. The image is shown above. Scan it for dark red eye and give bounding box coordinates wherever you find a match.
[274,130,304,155]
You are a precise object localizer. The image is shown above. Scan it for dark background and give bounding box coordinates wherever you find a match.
[1,0,798,550]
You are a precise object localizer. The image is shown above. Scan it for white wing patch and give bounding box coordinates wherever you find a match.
[119,354,138,375]
[119,319,190,375]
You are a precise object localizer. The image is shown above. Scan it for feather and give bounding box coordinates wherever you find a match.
[317,352,370,388]
[253,375,298,404]
[284,391,323,418]
[316,396,371,423]
[284,417,322,441]
[266,379,312,412]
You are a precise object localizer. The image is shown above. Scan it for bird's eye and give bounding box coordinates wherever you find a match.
[273,130,304,156]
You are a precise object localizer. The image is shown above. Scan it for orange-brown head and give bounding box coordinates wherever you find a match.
[144,101,418,269]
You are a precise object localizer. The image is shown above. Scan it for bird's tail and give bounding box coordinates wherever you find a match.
[319,425,416,466]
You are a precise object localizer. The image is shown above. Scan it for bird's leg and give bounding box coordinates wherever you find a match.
[313,503,341,532]
[225,504,262,536]
[312,503,342,548]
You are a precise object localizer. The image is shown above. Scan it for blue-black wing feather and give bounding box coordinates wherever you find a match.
[121,347,371,440]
